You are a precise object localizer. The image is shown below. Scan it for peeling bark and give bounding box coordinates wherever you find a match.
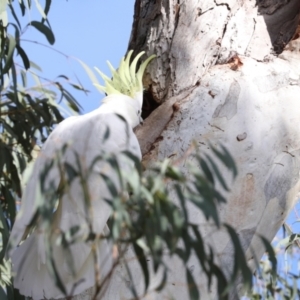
[129,0,300,102]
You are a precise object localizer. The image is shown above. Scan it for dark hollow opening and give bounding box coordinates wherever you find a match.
[142,89,160,120]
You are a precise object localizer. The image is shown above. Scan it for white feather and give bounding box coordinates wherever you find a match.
[9,95,142,299]
[9,51,155,299]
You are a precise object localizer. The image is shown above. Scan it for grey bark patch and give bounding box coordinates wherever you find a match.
[212,81,240,120]
[254,72,290,92]
[264,152,300,208]
[237,132,247,141]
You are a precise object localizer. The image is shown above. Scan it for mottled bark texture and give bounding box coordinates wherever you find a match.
[127,0,300,299]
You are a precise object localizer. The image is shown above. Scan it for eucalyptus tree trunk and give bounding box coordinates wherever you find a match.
[127,0,300,298]
[63,1,300,299]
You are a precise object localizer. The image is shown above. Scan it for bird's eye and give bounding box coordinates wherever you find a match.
[138,110,140,115]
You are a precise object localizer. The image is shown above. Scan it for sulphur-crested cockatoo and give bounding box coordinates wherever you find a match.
[8,50,155,299]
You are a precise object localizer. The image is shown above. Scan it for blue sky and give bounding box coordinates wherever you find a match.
[13,1,135,113]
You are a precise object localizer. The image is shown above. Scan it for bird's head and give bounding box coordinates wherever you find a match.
[94,50,155,126]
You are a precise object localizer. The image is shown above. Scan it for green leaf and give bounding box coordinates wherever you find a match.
[259,235,277,277]
[155,268,167,292]
[200,158,214,184]
[190,225,207,272]
[62,89,82,112]
[212,145,238,178]
[4,188,17,230]
[186,268,199,300]
[47,245,67,296]
[165,165,185,181]
[133,242,150,292]
[12,287,25,300]
[76,58,100,85]
[224,224,252,291]
[174,184,187,222]
[0,205,9,262]
[33,0,47,19]
[0,286,7,300]
[211,263,229,299]
[100,173,118,198]
[8,3,21,29]
[18,0,26,16]
[8,22,20,44]
[188,192,219,226]
[29,60,42,71]
[63,162,78,183]
[206,155,229,191]
[29,21,55,45]
[103,126,110,142]
[8,61,19,103]
[275,233,300,253]
[69,82,87,91]
[122,150,142,174]
[125,169,141,195]
[124,263,139,299]
[2,35,16,74]
[16,45,30,70]
[42,0,52,26]
[20,70,27,87]
[57,75,69,80]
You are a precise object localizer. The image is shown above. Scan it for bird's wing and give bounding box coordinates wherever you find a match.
[9,110,141,299]
[8,116,75,251]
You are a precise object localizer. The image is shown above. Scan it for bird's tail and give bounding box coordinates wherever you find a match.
[11,225,113,300]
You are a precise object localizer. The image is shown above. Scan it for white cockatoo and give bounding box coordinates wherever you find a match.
[8,50,155,299]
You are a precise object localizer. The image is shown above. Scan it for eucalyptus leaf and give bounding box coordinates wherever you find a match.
[29,21,55,45]
[186,268,199,300]
[133,242,150,292]
[16,45,30,70]
[2,35,16,74]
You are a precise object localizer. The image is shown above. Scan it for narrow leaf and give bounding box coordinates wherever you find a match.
[76,58,100,85]
[16,45,30,70]
[212,145,237,177]
[8,3,21,29]
[206,155,229,191]
[133,242,150,292]
[2,35,16,74]
[0,286,7,300]
[29,21,55,45]
[155,268,167,292]
[260,235,277,277]
[186,268,199,300]
[33,0,47,19]
[29,60,42,71]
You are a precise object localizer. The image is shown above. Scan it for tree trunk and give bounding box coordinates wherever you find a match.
[125,0,300,298]
[60,1,300,299]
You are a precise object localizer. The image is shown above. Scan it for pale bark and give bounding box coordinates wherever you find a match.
[127,0,300,299]
[66,1,300,299]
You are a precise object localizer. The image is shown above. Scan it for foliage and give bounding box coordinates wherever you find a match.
[247,224,300,300]
[27,138,253,300]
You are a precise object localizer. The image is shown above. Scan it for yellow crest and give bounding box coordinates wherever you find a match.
[94,50,155,98]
